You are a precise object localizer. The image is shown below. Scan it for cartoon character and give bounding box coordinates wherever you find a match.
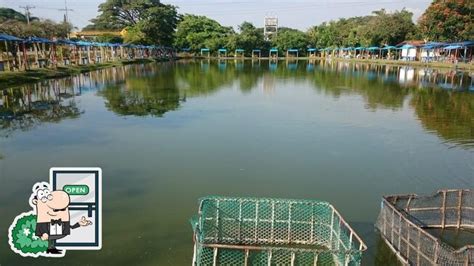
[8,181,92,257]
[32,182,92,255]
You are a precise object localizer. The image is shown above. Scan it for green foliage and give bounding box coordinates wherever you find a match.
[87,0,179,45]
[307,9,415,48]
[0,7,38,23]
[418,0,473,42]
[174,15,233,51]
[227,22,267,55]
[10,213,48,254]
[0,19,72,39]
[95,34,124,44]
[271,28,309,52]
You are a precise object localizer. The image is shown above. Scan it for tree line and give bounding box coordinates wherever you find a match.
[1,0,472,52]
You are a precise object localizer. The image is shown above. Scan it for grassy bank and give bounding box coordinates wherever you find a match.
[0,58,160,88]
[186,56,473,71]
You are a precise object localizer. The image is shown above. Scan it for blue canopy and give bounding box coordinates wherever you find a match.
[181,48,191,51]
[252,49,261,52]
[235,48,244,52]
[200,48,210,52]
[422,42,446,49]
[307,48,317,52]
[26,37,53,44]
[400,44,415,49]
[270,48,278,52]
[56,39,76,45]
[367,46,380,50]
[444,45,462,50]
[382,46,397,50]
[0,33,23,41]
[287,48,298,52]
[218,48,227,52]
[354,47,365,50]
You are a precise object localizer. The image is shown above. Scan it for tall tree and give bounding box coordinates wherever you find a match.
[87,0,179,45]
[226,22,266,53]
[174,15,233,51]
[271,28,308,51]
[418,0,473,42]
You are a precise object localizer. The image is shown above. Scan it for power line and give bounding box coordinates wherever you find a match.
[19,5,35,24]
[58,0,73,24]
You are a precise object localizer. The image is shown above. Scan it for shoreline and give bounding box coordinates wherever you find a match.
[185,56,473,71]
[1,56,472,88]
[0,58,168,88]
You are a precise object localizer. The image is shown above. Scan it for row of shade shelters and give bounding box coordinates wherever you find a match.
[0,33,175,71]
[193,41,473,62]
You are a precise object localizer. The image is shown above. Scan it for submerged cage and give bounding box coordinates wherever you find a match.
[191,196,367,265]
[375,189,473,265]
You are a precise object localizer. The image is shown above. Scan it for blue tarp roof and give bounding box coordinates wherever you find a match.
[252,49,261,52]
[287,48,298,52]
[218,48,227,52]
[0,33,23,41]
[307,48,317,51]
[367,46,380,50]
[201,48,210,51]
[235,48,244,52]
[444,45,462,50]
[270,48,278,52]
[400,44,415,49]
[382,46,397,50]
[422,42,446,49]
[354,47,365,50]
[26,37,52,43]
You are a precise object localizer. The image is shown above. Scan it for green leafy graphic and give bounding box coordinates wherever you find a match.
[10,213,48,254]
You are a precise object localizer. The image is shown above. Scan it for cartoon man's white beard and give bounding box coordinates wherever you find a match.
[50,223,63,235]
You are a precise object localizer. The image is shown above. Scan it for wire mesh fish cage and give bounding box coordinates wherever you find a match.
[191,196,367,265]
[375,189,473,265]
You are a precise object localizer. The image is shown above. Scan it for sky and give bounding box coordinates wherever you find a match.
[1,0,432,31]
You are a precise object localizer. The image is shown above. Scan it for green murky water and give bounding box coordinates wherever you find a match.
[0,59,473,265]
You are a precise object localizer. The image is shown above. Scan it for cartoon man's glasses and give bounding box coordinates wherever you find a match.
[40,194,53,203]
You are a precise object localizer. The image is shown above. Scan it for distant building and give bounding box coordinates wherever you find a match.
[264,17,278,41]
[71,30,123,40]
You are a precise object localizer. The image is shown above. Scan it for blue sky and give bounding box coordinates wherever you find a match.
[1,0,432,31]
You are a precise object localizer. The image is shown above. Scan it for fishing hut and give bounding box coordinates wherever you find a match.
[251,49,261,58]
[234,48,244,58]
[0,33,24,71]
[307,48,317,57]
[200,48,210,58]
[286,48,299,58]
[269,48,278,58]
[218,48,227,58]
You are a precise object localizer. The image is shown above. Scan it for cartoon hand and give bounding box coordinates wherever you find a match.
[41,233,49,240]
[78,216,93,226]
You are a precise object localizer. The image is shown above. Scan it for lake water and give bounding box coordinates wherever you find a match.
[0,59,473,265]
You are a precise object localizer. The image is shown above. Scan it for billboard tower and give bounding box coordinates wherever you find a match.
[264,16,278,41]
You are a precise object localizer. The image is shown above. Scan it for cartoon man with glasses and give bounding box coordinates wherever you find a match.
[32,182,92,255]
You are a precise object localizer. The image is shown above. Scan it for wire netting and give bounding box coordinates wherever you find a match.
[191,196,366,265]
[375,189,473,265]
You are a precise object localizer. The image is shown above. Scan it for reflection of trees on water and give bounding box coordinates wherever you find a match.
[1,60,473,149]
[0,83,82,137]
[411,88,474,149]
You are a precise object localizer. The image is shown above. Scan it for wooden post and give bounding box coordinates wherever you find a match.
[4,40,11,71]
[441,191,446,228]
[34,43,39,67]
[457,190,463,228]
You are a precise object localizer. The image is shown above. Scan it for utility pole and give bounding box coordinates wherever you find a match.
[58,0,74,38]
[58,0,73,25]
[19,5,35,24]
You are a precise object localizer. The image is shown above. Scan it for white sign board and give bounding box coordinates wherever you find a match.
[50,167,102,250]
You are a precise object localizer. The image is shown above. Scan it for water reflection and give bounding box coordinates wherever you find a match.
[1,60,473,149]
[0,83,82,137]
